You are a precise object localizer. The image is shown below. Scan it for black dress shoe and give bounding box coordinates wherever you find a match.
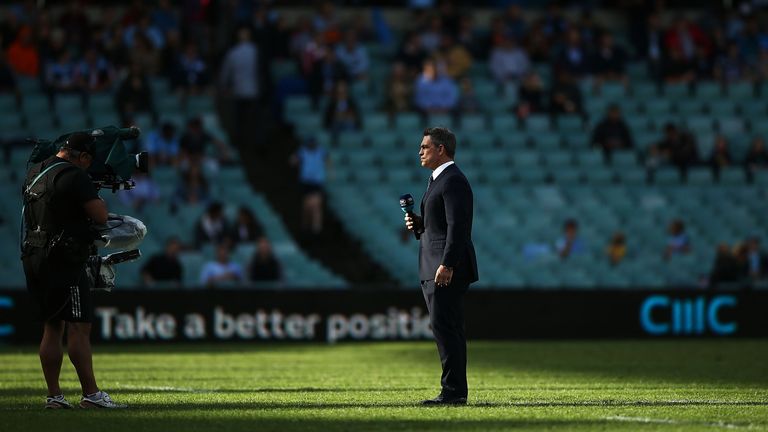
[421,394,467,405]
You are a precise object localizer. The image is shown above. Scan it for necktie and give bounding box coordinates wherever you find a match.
[427,175,434,190]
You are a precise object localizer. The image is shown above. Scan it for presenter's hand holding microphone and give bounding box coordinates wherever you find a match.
[400,194,423,240]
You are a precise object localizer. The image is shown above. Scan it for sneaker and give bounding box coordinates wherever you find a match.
[45,394,73,409]
[79,391,127,409]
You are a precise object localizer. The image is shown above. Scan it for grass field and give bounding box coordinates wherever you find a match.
[0,340,766,431]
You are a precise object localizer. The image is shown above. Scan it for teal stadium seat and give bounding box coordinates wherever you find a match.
[491,116,518,133]
[524,115,550,132]
[533,132,562,150]
[363,113,389,133]
[284,95,313,113]
[556,115,584,133]
[428,113,452,128]
[394,112,421,131]
[654,167,683,185]
[727,82,755,99]
[644,99,673,116]
[664,82,690,98]
[460,114,486,133]
[53,94,83,114]
[611,151,637,167]
[687,168,714,185]
[497,132,528,149]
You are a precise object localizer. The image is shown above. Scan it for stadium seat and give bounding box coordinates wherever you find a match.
[524,115,550,132]
[664,82,690,98]
[467,134,497,149]
[686,116,714,134]
[616,167,648,184]
[491,116,518,133]
[694,81,723,99]
[611,151,638,168]
[687,168,714,185]
[394,112,421,131]
[53,94,83,114]
[653,167,683,185]
[726,82,755,99]
[284,96,313,113]
[718,117,746,135]
[555,115,584,133]
[427,113,453,128]
[498,132,529,149]
[575,151,604,168]
[550,167,583,184]
[543,151,573,168]
[562,131,590,148]
[363,113,390,133]
[513,151,541,167]
[582,167,615,184]
[532,132,562,150]
[460,114,486,132]
[706,100,737,118]
[643,99,673,116]
[718,167,746,185]
[22,94,51,117]
[513,167,548,183]
[676,100,705,117]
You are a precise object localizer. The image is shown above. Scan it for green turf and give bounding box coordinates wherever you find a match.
[0,341,767,431]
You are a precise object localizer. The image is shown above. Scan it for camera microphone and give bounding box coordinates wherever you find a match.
[119,126,141,140]
[399,193,420,240]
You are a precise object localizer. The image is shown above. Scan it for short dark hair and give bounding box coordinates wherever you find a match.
[423,127,456,158]
[564,219,578,230]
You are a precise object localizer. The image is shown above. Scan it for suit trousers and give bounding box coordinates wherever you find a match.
[420,279,468,397]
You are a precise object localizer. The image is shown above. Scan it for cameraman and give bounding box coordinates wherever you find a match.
[22,132,125,409]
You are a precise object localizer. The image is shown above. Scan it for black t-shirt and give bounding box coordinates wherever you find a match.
[52,157,99,236]
[26,156,99,242]
[249,256,280,282]
[141,254,182,282]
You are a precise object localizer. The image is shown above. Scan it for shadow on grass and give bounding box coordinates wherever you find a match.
[0,417,643,432]
[2,386,768,409]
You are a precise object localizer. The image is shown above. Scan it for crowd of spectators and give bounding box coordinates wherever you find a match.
[3,1,768,289]
[644,124,768,180]
[140,202,283,288]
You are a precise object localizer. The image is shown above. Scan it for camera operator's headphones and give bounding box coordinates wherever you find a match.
[60,132,96,157]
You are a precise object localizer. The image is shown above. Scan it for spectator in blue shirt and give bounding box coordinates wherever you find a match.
[291,137,329,235]
[44,50,78,98]
[664,219,691,260]
[556,219,587,260]
[145,122,180,166]
[335,30,369,80]
[151,0,180,35]
[123,14,164,50]
[413,58,458,115]
[76,47,115,93]
[173,43,209,94]
[200,242,244,287]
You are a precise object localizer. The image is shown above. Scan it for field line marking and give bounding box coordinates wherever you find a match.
[605,415,755,430]
[117,384,218,394]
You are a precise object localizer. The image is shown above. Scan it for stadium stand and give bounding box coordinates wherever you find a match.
[1,2,767,290]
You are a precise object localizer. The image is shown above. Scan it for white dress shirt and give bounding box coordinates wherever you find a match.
[431,160,455,180]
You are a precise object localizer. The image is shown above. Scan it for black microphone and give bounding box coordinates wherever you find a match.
[399,193,420,240]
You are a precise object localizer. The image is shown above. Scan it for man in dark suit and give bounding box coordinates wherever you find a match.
[405,127,478,405]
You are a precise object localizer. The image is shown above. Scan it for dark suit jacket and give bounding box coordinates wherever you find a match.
[419,163,479,284]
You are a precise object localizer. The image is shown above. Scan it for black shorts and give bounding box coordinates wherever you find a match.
[22,247,92,323]
[300,183,324,196]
